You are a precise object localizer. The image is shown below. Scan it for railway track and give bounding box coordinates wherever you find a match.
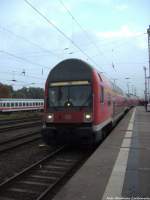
[0,146,89,200]
[0,120,41,133]
[0,131,42,153]
[0,117,41,126]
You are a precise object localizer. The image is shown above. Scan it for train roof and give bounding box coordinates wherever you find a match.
[47,58,125,96]
[47,58,93,82]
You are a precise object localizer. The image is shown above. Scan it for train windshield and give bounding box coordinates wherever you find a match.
[48,85,92,108]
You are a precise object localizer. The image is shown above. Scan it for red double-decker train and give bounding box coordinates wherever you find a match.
[42,58,138,145]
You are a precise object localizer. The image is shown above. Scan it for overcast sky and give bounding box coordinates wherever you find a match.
[0,0,149,97]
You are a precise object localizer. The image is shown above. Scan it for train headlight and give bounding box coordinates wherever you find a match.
[47,113,54,122]
[84,112,92,122]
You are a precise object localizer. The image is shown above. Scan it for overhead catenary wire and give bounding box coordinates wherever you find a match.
[0,50,50,69]
[0,78,44,87]
[58,0,145,70]
[0,70,46,80]
[23,0,105,72]
[96,32,146,48]
[0,26,58,58]
[58,0,110,59]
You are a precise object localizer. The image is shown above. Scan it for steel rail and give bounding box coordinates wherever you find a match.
[0,131,42,153]
[0,121,41,133]
[0,117,41,126]
[0,146,86,200]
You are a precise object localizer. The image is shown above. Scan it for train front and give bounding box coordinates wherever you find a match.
[42,59,94,145]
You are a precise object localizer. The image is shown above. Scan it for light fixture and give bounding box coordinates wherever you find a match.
[84,112,92,122]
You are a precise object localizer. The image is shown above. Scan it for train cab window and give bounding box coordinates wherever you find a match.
[100,86,104,103]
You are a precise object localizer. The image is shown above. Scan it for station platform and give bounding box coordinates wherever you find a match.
[52,106,150,200]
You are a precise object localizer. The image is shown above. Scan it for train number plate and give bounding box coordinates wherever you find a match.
[64,114,72,120]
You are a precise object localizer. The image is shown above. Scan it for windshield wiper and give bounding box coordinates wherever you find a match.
[49,99,57,110]
[80,94,92,109]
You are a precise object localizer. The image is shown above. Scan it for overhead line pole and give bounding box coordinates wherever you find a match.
[147,25,150,102]
[143,66,147,103]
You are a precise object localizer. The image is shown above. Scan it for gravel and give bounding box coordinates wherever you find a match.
[0,126,41,143]
[0,139,53,183]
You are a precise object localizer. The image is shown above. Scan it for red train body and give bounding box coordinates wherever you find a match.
[42,59,137,145]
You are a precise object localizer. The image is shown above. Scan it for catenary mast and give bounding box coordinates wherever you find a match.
[147,25,150,102]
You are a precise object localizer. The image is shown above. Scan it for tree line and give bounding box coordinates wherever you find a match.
[0,83,44,99]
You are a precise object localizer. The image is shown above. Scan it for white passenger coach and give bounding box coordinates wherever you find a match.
[0,98,44,112]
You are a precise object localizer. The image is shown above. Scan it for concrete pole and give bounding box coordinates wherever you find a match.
[144,66,147,102]
[147,25,150,102]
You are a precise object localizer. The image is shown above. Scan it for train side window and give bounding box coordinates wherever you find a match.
[23,102,25,106]
[7,103,10,107]
[3,103,6,107]
[15,103,18,107]
[0,103,2,107]
[11,103,14,107]
[19,102,22,106]
[100,86,104,103]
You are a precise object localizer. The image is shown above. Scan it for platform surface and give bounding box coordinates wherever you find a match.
[52,107,150,200]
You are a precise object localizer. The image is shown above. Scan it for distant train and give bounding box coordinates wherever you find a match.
[0,98,44,112]
[42,58,138,146]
